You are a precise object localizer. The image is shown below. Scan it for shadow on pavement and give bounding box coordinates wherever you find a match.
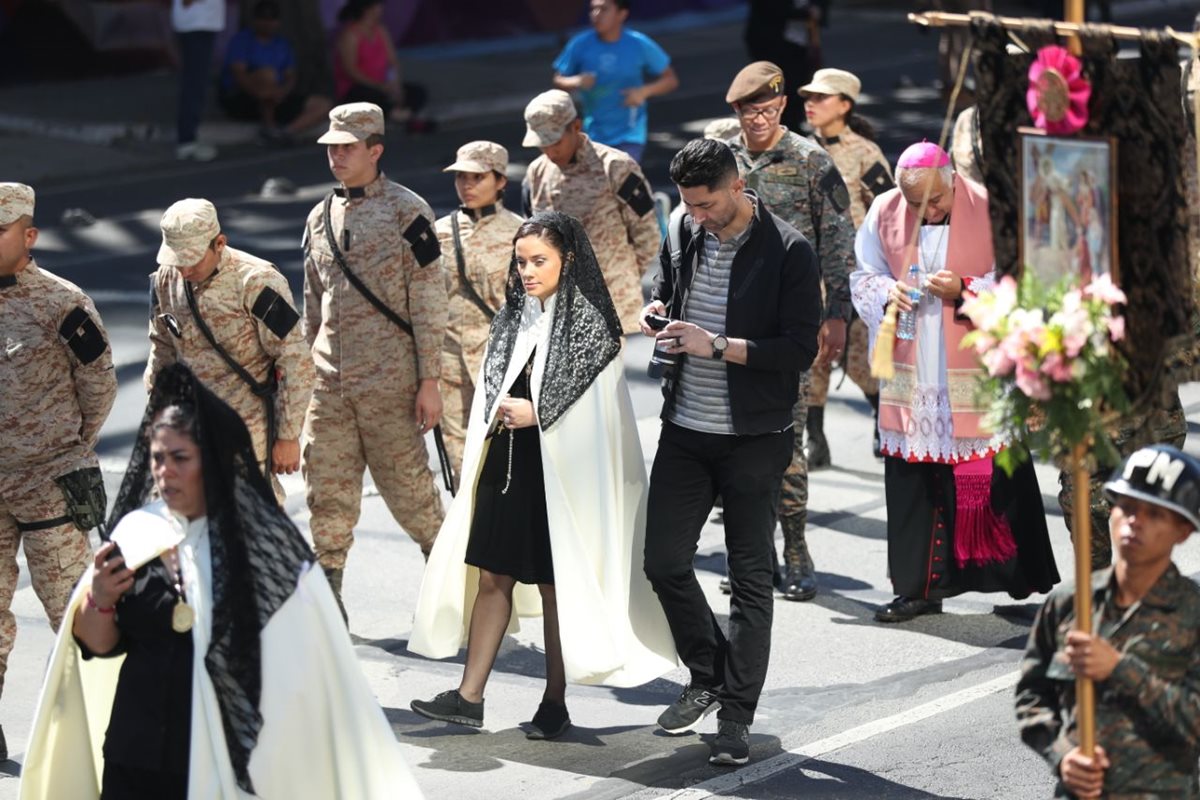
[750,758,972,799]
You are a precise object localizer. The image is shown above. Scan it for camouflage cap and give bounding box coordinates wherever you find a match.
[0,182,34,225]
[725,61,785,104]
[317,102,385,144]
[702,117,743,141]
[158,198,221,267]
[444,140,509,174]
[523,90,577,148]
[799,68,862,102]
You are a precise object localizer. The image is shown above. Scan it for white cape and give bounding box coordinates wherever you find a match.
[409,296,677,687]
[19,502,422,800]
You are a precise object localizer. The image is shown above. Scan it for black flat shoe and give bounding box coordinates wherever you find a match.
[526,700,571,740]
[875,596,942,623]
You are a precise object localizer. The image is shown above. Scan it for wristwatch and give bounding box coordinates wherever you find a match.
[712,333,729,360]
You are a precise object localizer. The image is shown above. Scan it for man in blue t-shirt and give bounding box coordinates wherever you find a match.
[218,0,331,143]
[552,0,678,163]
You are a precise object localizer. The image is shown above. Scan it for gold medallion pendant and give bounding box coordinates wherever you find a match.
[172,598,195,633]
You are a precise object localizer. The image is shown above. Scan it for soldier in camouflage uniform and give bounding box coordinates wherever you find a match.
[800,68,895,466]
[147,198,314,504]
[724,62,857,602]
[521,89,660,334]
[302,103,447,616]
[437,141,524,482]
[950,105,985,185]
[1017,445,1200,799]
[0,182,116,757]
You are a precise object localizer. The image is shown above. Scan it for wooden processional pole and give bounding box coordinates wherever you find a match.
[1065,0,1095,757]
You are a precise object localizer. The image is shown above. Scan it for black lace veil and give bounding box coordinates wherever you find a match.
[482,210,624,430]
[106,363,314,793]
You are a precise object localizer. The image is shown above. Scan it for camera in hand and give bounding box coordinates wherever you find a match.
[645,313,680,379]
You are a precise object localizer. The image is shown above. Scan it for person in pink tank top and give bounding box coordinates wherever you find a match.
[333,0,434,133]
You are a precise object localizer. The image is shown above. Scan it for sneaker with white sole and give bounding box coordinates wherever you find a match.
[708,719,750,766]
[410,689,484,728]
[176,141,218,162]
[656,683,721,734]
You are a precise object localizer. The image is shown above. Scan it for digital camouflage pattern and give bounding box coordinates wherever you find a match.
[302,174,447,567]
[147,245,314,470]
[0,183,35,225]
[810,319,875,406]
[436,204,523,479]
[1058,393,1187,570]
[0,258,115,694]
[523,134,660,333]
[950,106,985,185]
[807,128,891,406]
[1016,565,1200,798]
[727,128,857,324]
[728,129,856,525]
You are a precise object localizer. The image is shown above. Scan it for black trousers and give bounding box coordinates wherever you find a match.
[175,31,216,145]
[644,421,793,724]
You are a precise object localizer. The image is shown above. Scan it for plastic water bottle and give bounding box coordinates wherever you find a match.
[896,264,922,341]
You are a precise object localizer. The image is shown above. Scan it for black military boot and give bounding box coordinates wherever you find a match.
[324,567,349,626]
[866,392,882,458]
[779,515,817,601]
[805,406,831,469]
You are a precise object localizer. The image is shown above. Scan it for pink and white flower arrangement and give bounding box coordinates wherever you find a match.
[961,271,1130,470]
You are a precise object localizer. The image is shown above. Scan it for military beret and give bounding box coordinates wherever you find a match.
[725,61,785,104]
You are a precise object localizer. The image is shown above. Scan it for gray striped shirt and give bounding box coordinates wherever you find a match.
[669,219,754,435]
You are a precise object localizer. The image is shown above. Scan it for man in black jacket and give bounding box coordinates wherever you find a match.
[641,139,821,766]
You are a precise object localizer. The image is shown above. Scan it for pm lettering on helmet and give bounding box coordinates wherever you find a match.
[1125,449,1186,491]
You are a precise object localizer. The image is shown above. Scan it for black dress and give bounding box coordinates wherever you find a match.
[465,355,554,585]
[78,558,193,800]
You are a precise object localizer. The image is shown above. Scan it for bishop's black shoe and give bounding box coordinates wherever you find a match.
[875,596,943,623]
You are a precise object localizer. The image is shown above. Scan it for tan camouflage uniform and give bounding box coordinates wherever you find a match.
[808,128,893,407]
[302,167,447,569]
[437,205,522,481]
[1016,565,1200,797]
[521,92,659,334]
[726,126,856,567]
[0,183,116,696]
[146,201,313,503]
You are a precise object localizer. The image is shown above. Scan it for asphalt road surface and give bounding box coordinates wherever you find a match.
[2,4,1198,798]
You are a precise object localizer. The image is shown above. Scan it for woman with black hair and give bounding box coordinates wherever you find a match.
[20,364,421,799]
[333,0,433,132]
[409,211,675,739]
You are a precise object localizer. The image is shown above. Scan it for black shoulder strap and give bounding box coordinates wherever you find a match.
[322,193,456,496]
[322,192,415,338]
[451,211,497,321]
[182,281,274,398]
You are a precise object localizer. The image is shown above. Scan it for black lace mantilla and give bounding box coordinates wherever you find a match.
[482,210,623,430]
[107,363,314,794]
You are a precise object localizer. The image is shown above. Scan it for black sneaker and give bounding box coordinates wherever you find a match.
[657,683,722,734]
[526,700,571,740]
[410,689,484,728]
[709,719,750,765]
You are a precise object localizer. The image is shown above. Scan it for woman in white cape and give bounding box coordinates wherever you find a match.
[19,363,421,799]
[409,211,676,738]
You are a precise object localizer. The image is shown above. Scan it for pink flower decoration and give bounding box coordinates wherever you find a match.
[1040,352,1075,383]
[1083,273,1127,306]
[1027,46,1091,135]
[1107,315,1125,342]
[1016,361,1052,401]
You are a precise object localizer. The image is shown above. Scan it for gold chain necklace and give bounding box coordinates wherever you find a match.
[165,547,195,633]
